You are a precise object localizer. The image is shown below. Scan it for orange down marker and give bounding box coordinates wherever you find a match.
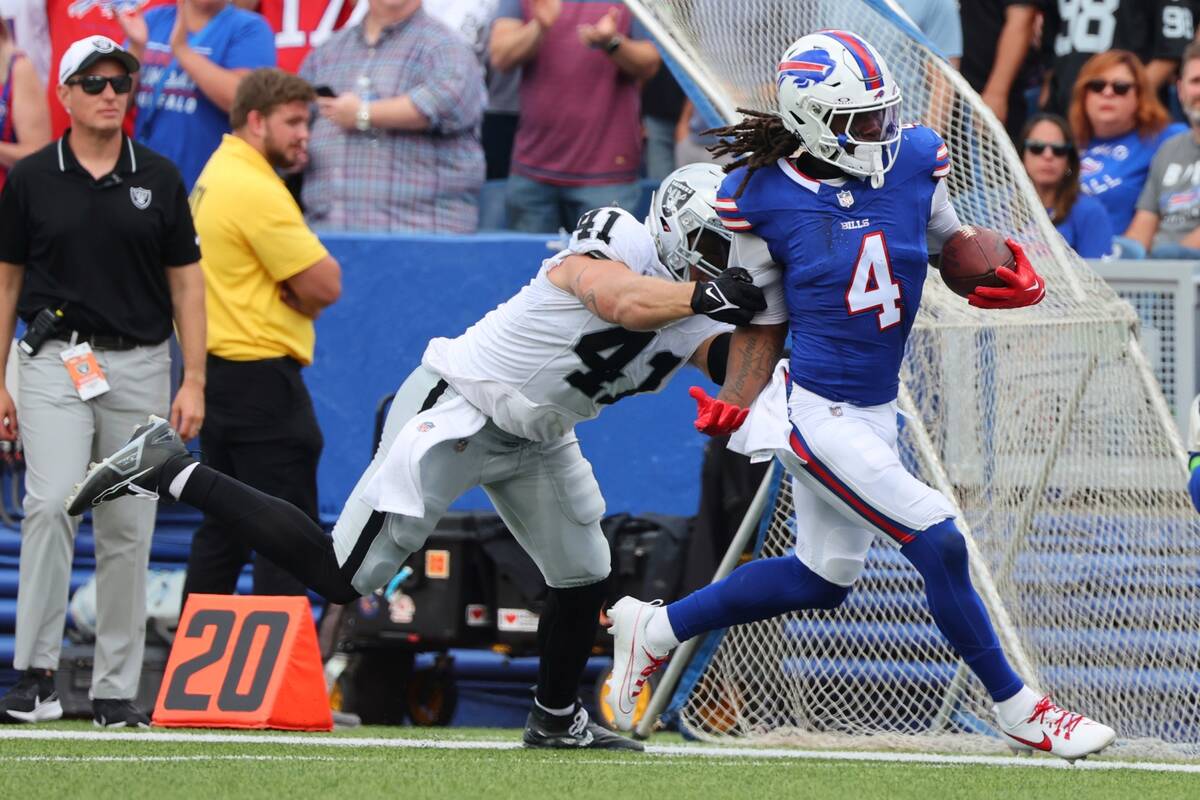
[153,594,333,731]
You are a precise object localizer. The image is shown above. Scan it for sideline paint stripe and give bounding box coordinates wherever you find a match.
[3,755,366,763]
[0,729,1197,774]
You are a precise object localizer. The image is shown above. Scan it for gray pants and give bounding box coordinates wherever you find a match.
[14,339,170,699]
[332,366,611,595]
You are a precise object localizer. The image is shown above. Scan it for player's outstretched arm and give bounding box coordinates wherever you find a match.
[716,323,787,408]
[688,322,787,436]
[550,254,692,330]
[549,255,766,331]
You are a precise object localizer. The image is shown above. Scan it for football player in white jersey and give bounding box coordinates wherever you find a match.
[65,162,787,750]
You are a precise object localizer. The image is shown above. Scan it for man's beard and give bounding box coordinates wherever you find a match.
[263,134,298,170]
[1186,102,1200,128]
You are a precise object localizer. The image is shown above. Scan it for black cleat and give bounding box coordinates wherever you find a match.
[65,415,192,516]
[0,669,62,723]
[92,698,150,729]
[522,701,643,751]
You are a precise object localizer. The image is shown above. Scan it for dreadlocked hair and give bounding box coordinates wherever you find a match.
[705,107,802,199]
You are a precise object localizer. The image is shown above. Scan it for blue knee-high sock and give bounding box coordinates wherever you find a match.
[666,555,848,642]
[900,519,1023,702]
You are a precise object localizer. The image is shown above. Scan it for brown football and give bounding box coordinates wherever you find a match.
[938,225,1014,298]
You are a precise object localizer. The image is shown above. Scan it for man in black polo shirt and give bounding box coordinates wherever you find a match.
[0,36,206,728]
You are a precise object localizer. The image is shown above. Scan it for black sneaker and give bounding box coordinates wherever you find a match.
[522,701,643,751]
[93,698,150,729]
[65,415,192,516]
[0,668,63,723]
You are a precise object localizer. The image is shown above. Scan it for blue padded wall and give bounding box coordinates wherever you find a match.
[309,232,714,518]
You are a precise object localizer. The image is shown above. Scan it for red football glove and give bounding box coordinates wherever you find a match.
[967,238,1046,309]
[689,386,750,436]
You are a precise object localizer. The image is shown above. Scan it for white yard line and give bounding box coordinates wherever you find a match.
[0,728,1197,775]
[4,754,365,763]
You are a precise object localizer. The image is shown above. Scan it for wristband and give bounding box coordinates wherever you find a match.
[603,35,623,55]
[355,101,371,132]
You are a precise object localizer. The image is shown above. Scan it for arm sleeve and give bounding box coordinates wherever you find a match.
[225,16,278,70]
[163,178,201,267]
[729,232,787,325]
[931,137,951,179]
[242,187,330,282]
[297,46,318,83]
[926,179,962,254]
[1070,199,1115,259]
[0,172,28,264]
[408,37,487,134]
[495,0,523,21]
[716,171,754,232]
[1136,153,1167,215]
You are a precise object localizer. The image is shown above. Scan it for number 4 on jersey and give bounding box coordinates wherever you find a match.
[846,231,902,330]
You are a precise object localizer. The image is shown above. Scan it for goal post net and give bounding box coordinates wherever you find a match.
[628,0,1200,757]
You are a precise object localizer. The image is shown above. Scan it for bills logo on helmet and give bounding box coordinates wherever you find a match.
[662,180,696,213]
[778,48,838,89]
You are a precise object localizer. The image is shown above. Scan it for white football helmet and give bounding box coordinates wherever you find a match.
[776,30,902,187]
[645,162,733,281]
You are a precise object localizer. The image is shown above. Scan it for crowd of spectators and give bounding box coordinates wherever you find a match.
[4,1,1200,257]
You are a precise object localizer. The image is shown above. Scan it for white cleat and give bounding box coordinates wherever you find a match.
[605,597,670,732]
[994,695,1116,762]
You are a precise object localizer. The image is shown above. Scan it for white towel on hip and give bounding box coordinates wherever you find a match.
[727,359,791,463]
[360,394,487,517]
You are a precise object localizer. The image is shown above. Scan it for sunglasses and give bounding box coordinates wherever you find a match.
[66,74,133,95]
[1024,140,1072,157]
[1085,79,1134,96]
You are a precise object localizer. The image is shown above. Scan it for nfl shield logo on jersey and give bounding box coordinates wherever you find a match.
[130,186,152,210]
[837,190,854,208]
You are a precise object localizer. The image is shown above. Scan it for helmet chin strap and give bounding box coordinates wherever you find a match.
[836,143,886,188]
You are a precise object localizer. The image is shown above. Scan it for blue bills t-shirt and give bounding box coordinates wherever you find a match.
[134,5,275,190]
[1078,123,1186,235]
[1052,192,1113,259]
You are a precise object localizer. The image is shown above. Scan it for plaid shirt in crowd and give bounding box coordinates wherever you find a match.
[299,10,486,233]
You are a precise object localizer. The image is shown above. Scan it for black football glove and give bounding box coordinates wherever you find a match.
[690,267,767,325]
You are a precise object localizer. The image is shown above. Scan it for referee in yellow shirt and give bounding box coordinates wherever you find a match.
[184,69,341,600]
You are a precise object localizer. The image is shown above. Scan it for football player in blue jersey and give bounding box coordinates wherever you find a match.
[607,30,1116,761]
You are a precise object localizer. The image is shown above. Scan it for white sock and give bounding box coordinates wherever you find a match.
[168,462,200,500]
[995,686,1041,728]
[644,605,681,653]
[535,699,575,717]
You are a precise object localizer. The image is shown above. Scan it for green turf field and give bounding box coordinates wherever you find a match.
[1,722,1197,800]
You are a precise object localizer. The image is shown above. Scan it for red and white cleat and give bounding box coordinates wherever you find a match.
[995,695,1116,762]
[605,597,670,732]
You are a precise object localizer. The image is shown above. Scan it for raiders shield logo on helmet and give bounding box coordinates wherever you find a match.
[130,186,151,210]
[661,180,695,213]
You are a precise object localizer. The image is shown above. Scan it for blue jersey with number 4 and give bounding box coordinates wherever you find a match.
[716,125,950,406]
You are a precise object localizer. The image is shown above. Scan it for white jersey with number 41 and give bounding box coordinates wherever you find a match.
[423,207,731,443]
